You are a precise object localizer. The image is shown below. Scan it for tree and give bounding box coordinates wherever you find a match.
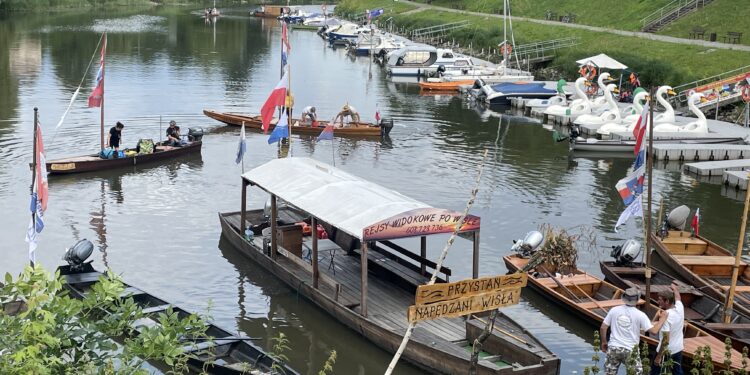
[0,265,210,374]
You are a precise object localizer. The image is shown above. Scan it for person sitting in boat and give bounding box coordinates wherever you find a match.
[108,121,124,157]
[165,120,182,146]
[301,106,317,124]
[334,104,360,127]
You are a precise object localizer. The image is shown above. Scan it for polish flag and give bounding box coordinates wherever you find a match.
[88,34,107,108]
[260,67,290,133]
[632,103,649,154]
[691,208,700,236]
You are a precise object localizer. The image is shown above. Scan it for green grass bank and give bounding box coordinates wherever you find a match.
[335,0,750,87]
[659,0,750,46]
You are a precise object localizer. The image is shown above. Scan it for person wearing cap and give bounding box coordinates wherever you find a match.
[165,120,182,146]
[649,283,684,375]
[301,106,317,125]
[334,103,359,127]
[108,121,124,157]
[600,288,653,375]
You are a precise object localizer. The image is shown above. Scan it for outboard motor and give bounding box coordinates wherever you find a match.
[660,205,690,236]
[436,64,446,77]
[63,239,94,272]
[610,239,641,267]
[188,127,204,142]
[379,118,394,137]
[511,231,544,258]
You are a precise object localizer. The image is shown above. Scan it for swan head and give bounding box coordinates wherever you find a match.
[606,84,619,94]
[633,91,648,104]
[598,72,611,86]
[689,92,705,104]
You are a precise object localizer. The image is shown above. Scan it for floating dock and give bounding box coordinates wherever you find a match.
[683,159,750,177]
[723,170,750,190]
[653,144,750,162]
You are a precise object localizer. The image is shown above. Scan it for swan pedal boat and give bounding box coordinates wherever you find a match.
[503,254,745,371]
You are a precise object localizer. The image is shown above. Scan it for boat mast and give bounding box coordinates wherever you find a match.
[29,107,38,268]
[100,33,106,151]
[725,173,750,323]
[502,0,507,68]
[644,87,655,308]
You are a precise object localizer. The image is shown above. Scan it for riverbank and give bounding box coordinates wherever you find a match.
[335,0,750,87]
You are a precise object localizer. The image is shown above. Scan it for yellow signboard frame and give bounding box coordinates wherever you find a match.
[415,273,527,305]
[407,288,521,323]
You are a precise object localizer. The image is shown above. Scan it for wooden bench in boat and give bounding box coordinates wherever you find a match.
[578,298,644,310]
[704,322,750,331]
[661,235,708,255]
[606,266,649,275]
[537,273,600,289]
[674,255,744,266]
[717,285,750,292]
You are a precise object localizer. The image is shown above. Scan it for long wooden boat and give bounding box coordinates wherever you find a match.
[58,263,299,375]
[203,110,390,137]
[503,254,743,370]
[418,79,476,91]
[46,141,202,175]
[652,230,750,316]
[219,157,560,375]
[600,260,750,351]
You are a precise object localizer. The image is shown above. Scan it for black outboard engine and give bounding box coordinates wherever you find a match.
[379,118,394,137]
[659,205,690,237]
[63,239,94,272]
[511,231,544,258]
[188,127,204,142]
[610,239,641,267]
[436,64,446,78]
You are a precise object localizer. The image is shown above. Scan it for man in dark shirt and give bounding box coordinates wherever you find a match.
[166,120,182,146]
[108,122,124,156]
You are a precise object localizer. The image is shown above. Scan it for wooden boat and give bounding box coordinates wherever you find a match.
[219,157,560,375]
[652,230,750,316]
[570,137,745,152]
[203,110,390,137]
[503,254,744,370]
[600,260,750,351]
[58,262,299,375]
[46,141,202,175]
[418,79,476,91]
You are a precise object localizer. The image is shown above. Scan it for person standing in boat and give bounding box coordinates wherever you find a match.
[165,120,182,146]
[599,288,652,375]
[649,283,684,375]
[301,106,317,125]
[334,104,360,127]
[108,122,124,157]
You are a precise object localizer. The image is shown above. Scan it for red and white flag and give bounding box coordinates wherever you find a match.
[375,109,380,123]
[26,124,48,263]
[691,208,700,236]
[281,22,291,53]
[260,67,290,133]
[88,34,107,108]
[632,103,649,155]
[35,126,48,211]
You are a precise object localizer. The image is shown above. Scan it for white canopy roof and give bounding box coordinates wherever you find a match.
[576,53,628,70]
[243,157,431,240]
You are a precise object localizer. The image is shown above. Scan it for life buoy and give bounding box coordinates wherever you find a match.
[742,85,750,103]
[500,44,513,55]
[579,64,597,81]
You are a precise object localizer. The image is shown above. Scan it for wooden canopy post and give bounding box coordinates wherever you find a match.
[725,172,750,323]
[271,194,278,259]
[420,236,427,276]
[240,179,248,231]
[473,230,480,278]
[361,241,368,317]
[312,216,319,289]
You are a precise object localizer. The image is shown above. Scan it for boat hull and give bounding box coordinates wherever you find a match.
[203,110,387,137]
[220,212,559,375]
[46,141,202,175]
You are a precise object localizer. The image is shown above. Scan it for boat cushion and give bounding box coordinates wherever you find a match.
[137,139,155,154]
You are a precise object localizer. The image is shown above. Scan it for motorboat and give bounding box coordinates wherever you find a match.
[386,46,476,77]
[328,23,370,44]
[543,77,591,116]
[597,90,649,136]
[348,33,382,55]
[573,83,621,126]
[474,80,558,104]
[653,93,708,133]
[372,36,409,63]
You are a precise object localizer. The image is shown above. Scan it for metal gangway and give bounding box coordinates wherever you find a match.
[410,20,470,43]
[508,37,580,68]
[670,64,750,111]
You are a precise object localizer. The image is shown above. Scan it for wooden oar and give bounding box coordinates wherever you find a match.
[472,316,531,347]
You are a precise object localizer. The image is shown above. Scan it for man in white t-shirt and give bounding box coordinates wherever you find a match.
[600,288,653,375]
[649,283,684,375]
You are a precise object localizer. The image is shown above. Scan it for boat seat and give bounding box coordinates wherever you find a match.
[717,285,750,292]
[142,304,172,314]
[537,273,600,288]
[578,298,645,310]
[607,266,650,275]
[674,255,743,266]
[703,323,750,331]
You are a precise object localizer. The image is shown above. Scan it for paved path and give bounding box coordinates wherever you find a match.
[399,0,750,52]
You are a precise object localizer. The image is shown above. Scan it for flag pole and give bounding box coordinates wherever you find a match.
[644,86,655,309]
[725,172,750,323]
[30,107,39,268]
[100,33,106,151]
[241,121,245,173]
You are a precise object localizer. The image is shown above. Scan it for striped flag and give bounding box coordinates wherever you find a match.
[317,123,334,142]
[267,111,289,144]
[25,125,48,263]
[88,33,106,108]
[632,103,649,155]
[235,122,246,164]
[282,22,291,53]
[260,66,290,133]
[615,164,645,205]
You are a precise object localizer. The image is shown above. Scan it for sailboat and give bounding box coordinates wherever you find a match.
[46,33,203,175]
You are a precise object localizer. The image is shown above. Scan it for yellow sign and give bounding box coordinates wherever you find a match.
[407,288,521,323]
[50,163,75,171]
[415,273,527,305]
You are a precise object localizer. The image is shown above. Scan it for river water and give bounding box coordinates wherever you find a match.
[1,7,747,374]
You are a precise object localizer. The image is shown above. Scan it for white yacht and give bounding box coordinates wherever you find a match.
[386,46,475,77]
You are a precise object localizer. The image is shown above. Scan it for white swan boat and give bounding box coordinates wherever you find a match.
[653,92,708,133]
[543,77,591,116]
[597,91,649,136]
[573,83,621,126]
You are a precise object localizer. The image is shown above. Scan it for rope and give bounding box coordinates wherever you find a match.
[383,148,489,375]
[50,33,104,145]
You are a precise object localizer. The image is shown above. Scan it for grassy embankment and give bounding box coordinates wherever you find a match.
[409,0,673,31]
[659,0,750,47]
[336,0,750,86]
